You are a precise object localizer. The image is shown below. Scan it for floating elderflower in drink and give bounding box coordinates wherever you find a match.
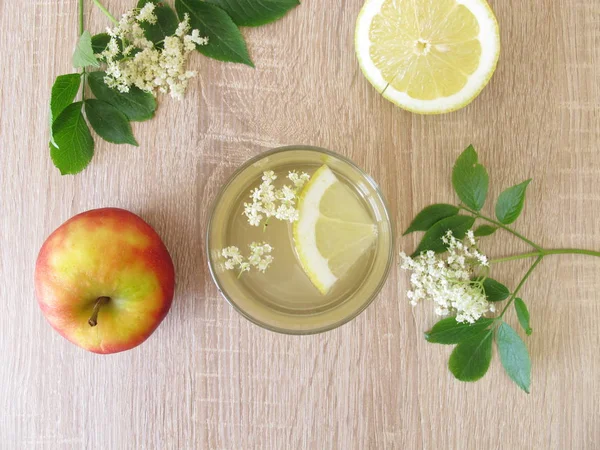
[207,146,394,334]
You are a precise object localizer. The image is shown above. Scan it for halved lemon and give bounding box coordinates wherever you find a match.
[355,0,500,114]
[293,165,378,295]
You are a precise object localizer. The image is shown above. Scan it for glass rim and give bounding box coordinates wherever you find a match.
[206,145,395,335]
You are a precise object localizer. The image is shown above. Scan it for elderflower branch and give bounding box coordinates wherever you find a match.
[459,205,543,251]
[99,9,208,99]
[401,145,600,391]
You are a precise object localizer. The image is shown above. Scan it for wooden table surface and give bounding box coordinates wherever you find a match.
[1,0,600,448]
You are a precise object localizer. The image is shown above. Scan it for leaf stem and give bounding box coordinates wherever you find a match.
[491,252,542,263]
[459,206,542,251]
[78,0,86,102]
[92,0,119,24]
[491,248,600,264]
[543,248,600,258]
[81,72,87,103]
[497,256,544,319]
[79,0,84,35]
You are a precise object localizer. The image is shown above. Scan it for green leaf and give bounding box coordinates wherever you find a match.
[50,102,94,175]
[448,329,493,382]
[137,0,179,46]
[514,298,532,335]
[473,225,497,237]
[412,215,475,256]
[205,0,300,27]
[496,322,531,393]
[88,71,157,122]
[495,179,532,225]
[73,31,100,68]
[452,145,489,211]
[425,317,494,344]
[403,204,459,235]
[85,100,139,146]
[482,278,510,302]
[50,74,81,125]
[175,0,254,66]
[91,33,111,55]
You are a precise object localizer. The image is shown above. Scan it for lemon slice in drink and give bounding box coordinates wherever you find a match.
[355,0,500,114]
[293,165,378,295]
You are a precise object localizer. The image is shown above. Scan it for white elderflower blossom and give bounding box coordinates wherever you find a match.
[248,242,274,272]
[188,29,209,47]
[175,16,191,37]
[288,171,311,188]
[263,171,277,183]
[238,262,251,274]
[400,230,494,323]
[221,246,243,270]
[136,2,157,23]
[99,6,208,100]
[221,243,274,276]
[243,170,310,227]
[274,204,299,222]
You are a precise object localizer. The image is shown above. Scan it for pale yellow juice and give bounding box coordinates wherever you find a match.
[207,147,393,333]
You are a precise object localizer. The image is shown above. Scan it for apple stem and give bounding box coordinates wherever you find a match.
[88,297,110,327]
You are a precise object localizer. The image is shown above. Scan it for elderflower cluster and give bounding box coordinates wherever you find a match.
[221,243,274,275]
[400,230,494,324]
[99,3,208,100]
[243,170,310,227]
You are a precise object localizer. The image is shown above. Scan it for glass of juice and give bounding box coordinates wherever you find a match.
[206,145,394,334]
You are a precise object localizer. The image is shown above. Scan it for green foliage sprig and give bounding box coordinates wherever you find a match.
[49,0,300,175]
[401,145,600,393]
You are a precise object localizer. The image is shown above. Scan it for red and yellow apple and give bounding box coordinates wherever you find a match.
[35,208,175,354]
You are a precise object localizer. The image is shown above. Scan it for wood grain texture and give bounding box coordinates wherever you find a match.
[1,0,599,448]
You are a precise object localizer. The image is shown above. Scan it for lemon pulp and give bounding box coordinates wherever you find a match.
[293,165,378,295]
